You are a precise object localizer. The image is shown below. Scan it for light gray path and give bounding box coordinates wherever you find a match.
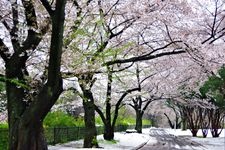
[137,128,204,150]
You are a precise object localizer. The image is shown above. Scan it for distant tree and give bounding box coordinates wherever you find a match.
[94,65,140,140]
[164,99,182,129]
[125,64,162,133]
[199,67,225,137]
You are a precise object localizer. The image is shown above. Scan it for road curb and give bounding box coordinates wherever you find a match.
[131,138,151,150]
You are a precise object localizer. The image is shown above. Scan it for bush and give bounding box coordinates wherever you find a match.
[95,116,104,126]
[44,111,84,127]
[0,122,8,129]
[0,123,8,150]
[142,119,152,125]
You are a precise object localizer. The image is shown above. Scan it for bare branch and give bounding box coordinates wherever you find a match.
[104,47,185,66]
[94,104,107,125]
[40,0,54,16]
[0,39,10,61]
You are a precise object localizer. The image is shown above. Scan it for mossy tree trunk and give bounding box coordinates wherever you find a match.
[78,74,98,148]
[135,109,143,133]
[1,0,67,149]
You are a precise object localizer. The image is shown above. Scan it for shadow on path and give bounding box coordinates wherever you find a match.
[137,128,205,150]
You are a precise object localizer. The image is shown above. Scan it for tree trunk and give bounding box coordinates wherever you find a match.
[135,110,143,133]
[16,122,47,150]
[103,122,114,140]
[211,129,220,137]
[181,117,187,130]
[83,100,98,148]
[164,113,174,129]
[10,122,47,150]
[202,129,208,138]
[78,73,99,148]
[190,129,198,137]
[6,0,66,149]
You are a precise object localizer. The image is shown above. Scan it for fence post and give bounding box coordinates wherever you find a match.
[53,127,56,145]
[67,127,69,141]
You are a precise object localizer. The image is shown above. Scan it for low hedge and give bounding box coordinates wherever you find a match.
[0,111,152,149]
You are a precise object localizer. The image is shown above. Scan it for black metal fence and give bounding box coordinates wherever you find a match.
[0,125,151,150]
[46,125,145,144]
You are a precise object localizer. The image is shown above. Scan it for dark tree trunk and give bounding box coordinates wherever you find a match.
[211,129,220,137]
[190,129,198,137]
[103,69,114,140]
[16,122,47,150]
[182,106,200,137]
[164,113,174,129]
[79,75,98,148]
[202,129,208,138]
[83,100,98,148]
[5,0,66,149]
[181,117,187,130]
[209,109,223,138]
[9,121,47,150]
[95,68,140,141]
[103,123,114,140]
[135,110,143,133]
[103,102,114,140]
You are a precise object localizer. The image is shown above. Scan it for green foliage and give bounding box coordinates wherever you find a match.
[91,136,98,146]
[0,123,8,150]
[0,129,8,150]
[43,111,84,127]
[218,67,225,79]
[99,42,134,63]
[116,116,151,126]
[199,76,222,97]
[142,119,152,125]
[0,123,8,129]
[116,116,136,126]
[114,107,152,126]
[56,90,77,104]
[0,82,5,92]
[199,66,225,108]
[95,116,104,126]
[98,139,118,144]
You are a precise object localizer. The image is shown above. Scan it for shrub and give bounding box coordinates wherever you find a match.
[0,122,8,129]
[95,116,104,126]
[0,123,8,150]
[44,111,84,127]
[142,119,152,125]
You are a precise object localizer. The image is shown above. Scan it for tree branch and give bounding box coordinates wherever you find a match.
[105,49,186,66]
[94,104,107,125]
[0,39,10,61]
[40,0,54,16]
[112,87,140,127]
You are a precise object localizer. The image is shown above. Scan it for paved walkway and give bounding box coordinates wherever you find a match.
[137,128,204,150]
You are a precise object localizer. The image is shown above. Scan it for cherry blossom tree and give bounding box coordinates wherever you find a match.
[0,0,66,149]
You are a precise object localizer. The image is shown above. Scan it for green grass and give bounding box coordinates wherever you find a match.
[98,139,118,144]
